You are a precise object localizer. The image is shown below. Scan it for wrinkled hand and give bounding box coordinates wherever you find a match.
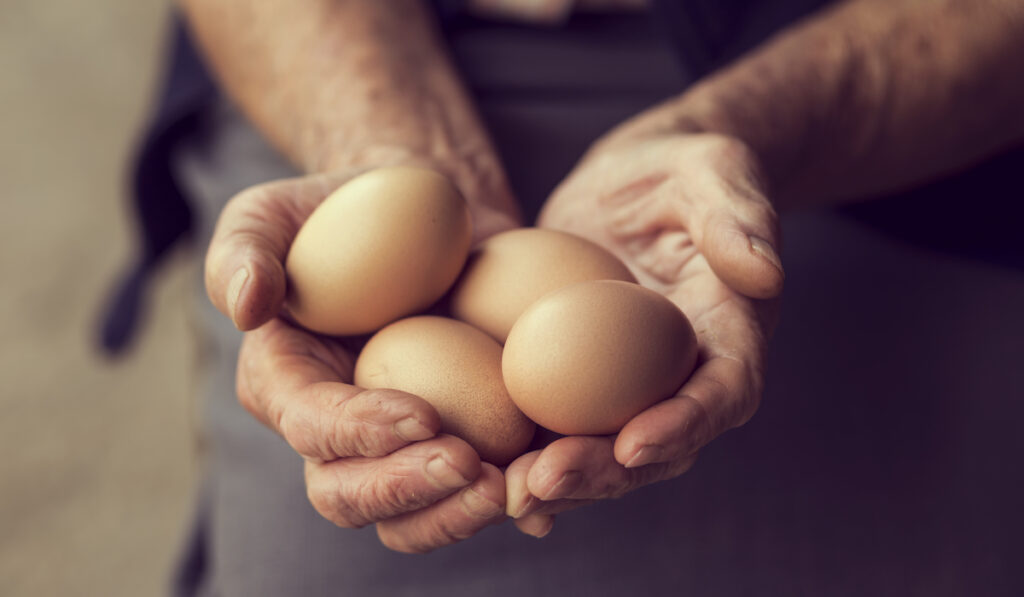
[506,133,784,537]
[205,169,518,552]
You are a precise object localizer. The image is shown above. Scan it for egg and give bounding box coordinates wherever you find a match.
[448,227,636,342]
[502,280,698,436]
[354,316,536,465]
[285,167,472,336]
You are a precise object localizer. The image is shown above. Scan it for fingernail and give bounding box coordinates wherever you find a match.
[509,494,537,519]
[625,445,663,469]
[540,471,582,501]
[461,488,503,519]
[749,236,784,275]
[393,417,433,442]
[520,515,555,539]
[425,457,470,490]
[226,267,250,328]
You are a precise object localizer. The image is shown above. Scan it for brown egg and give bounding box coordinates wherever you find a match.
[285,167,472,336]
[354,316,535,465]
[448,227,636,342]
[502,280,698,436]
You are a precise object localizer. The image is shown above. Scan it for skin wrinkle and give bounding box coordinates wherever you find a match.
[633,231,695,289]
[601,171,670,207]
[367,466,423,518]
[335,392,380,457]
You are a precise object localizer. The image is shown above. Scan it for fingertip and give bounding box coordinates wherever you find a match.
[704,220,784,299]
[525,437,606,500]
[514,514,555,538]
[505,451,542,518]
[744,235,785,298]
[460,463,507,519]
[232,257,287,330]
[618,444,664,469]
[393,416,437,443]
[430,434,484,487]
[615,394,710,467]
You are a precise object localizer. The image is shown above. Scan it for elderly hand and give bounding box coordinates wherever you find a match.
[505,133,784,537]
[205,169,519,553]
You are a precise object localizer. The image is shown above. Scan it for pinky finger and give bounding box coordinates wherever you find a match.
[376,463,507,554]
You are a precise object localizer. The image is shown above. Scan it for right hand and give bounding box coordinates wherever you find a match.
[205,169,519,553]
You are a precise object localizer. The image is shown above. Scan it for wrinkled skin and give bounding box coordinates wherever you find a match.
[505,133,784,537]
[205,168,520,553]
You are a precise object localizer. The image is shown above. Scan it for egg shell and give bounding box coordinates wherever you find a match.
[354,316,536,465]
[502,280,698,436]
[285,167,472,336]
[449,227,636,343]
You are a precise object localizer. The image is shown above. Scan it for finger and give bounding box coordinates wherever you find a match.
[614,355,759,469]
[504,450,542,518]
[205,174,344,330]
[376,463,506,553]
[238,319,441,461]
[698,206,784,299]
[514,514,555,538]
[507,451,594,520]
[525,436,698,502]
[306,434,482,530]
[682,148,784,299]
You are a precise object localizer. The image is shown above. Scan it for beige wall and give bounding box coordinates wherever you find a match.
[0,2,196,595]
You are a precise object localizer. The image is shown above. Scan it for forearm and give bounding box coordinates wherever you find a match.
[179,0,515,213]
[616,0,1024,207]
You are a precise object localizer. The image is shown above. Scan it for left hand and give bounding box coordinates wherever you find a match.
[505,132,784,538]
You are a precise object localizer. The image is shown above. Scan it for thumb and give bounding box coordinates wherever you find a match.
[205,174,342,330]
[694,203,784,300]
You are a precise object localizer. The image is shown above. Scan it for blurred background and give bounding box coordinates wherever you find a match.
[0,2,196,595]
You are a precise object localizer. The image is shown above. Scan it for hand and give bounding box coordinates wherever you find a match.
[505,133,784,537]
[205,168,519,552]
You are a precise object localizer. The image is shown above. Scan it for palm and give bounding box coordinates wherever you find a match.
[539,134,776,362]
[504,135,782,531]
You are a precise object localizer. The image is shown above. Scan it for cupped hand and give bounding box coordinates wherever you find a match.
[205,169,519,552]
[506,133,784,537]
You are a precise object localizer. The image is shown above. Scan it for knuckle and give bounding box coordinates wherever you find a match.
[365,469,424,515]
[279,406,325,460]
[339,394,390,457]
